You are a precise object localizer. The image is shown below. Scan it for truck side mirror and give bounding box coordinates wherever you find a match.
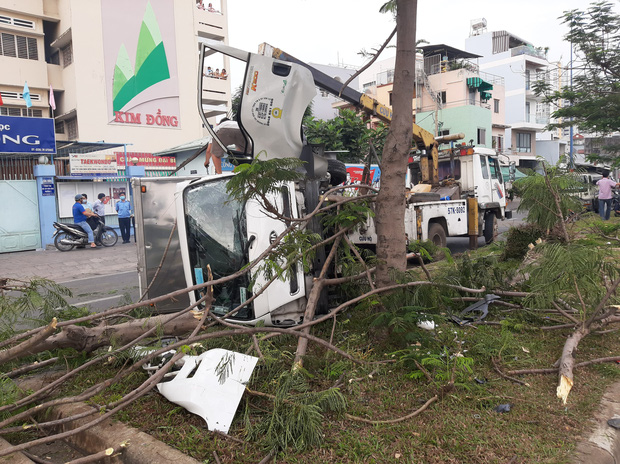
[509,163,516,182]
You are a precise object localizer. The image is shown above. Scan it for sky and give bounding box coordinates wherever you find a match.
[222,0,618,90]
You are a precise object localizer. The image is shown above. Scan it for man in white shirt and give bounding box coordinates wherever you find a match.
[93,193,106,224]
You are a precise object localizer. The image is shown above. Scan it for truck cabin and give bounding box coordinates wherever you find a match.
[407,146,506,199]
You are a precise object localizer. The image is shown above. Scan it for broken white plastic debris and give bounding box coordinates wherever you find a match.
[417,320,435,331]
[157,348,258,434]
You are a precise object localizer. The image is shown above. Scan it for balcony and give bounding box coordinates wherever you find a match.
[194,7,226,40]
[511,45,547,60]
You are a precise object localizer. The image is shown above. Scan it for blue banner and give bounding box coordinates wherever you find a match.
[0,115,56,154]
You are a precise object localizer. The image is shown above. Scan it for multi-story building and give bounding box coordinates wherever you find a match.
[465,27,556,168]
[356,44,507,157]
[0,0,230,252]
[1,0,229,152]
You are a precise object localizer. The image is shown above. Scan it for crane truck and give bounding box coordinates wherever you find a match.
[133,39,511,326]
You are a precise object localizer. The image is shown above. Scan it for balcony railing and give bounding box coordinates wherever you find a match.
[375,64,504,87]
[511,45,547,60]
[524,113,549,125]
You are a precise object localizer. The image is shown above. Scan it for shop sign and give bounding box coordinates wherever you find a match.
[69,153,118,175]
[116,152,176,170]
[0,115,56,154]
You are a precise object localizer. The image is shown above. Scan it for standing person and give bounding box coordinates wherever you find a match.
[597,171,620,220]
[116,193,132,243]
[73,194,97,249]
[93,193,106,224]
[204,118,250,174]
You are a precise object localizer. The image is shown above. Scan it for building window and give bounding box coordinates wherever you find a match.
[0,107,22,116]
[55,120,65,134]
[525,101,531,123]
[492,135,503,150]
[494,99,500,113]
[388,92,393,106]
[49,50,60,65]
[516,133,532,152]
[0,107,42,117]
[62,42,73,67]
[438,129,450,137]
[0,33,37,60]
[0,15,35,29]
[362,81,376,90]
[477,128,486,145]
[66,117,78,139]
[468,88,476,105]
[439,91,447,104]
[525,69,531,90]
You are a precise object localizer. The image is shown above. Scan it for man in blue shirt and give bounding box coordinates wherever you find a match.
[116,193,132,243]
[73,194,98,248]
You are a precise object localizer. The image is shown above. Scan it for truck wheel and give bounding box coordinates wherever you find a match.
[327,159,347,186]
[428,223,447,248]
[484,212,498,244]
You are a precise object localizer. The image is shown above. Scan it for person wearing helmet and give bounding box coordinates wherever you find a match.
[73,194,98,248]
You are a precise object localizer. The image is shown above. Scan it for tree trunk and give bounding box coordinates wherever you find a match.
[375,0,417,287]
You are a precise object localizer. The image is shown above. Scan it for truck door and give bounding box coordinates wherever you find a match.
[476,155,493,204]
[488,157,506,206]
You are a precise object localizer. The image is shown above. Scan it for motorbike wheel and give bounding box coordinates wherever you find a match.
[100,228,119,247]
[54,232,75,252]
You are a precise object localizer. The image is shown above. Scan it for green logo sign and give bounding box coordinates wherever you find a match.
[112,2,170,112]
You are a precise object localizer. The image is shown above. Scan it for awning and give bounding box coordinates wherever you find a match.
[466,77,493,92]
[480,91,492,102]
[56,141,127,157]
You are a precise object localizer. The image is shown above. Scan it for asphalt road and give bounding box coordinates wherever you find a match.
[57,270,140,313]
[447,199,526,254]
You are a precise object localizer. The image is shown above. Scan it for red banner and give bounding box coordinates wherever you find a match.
[115,152,176,170]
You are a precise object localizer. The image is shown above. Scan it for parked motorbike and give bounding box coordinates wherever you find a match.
[52,218,118,251]
[613,188,620,217]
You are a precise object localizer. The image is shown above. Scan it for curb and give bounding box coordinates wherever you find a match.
[15,375,200,464]
[0,437,33,463]
[47,402,200,464]
[573,380,620,464]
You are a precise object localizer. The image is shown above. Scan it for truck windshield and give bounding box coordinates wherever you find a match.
[183,179,252,319]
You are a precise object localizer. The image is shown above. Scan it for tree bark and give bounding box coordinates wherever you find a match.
[375,0,417,287]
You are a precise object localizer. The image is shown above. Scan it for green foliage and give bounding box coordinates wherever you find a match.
[320,198,374,231]
[0,374,21,418]
[401,348,474,388]
[304,110,387,163]
[441,253,510,291]
[226,158,306,207]
[533,2,620,165]
[0,278,75,340]
[408,239,440,261]
[501,223,545,260]
[515,164,583,231]
[245,370,346,452]
[525,242,619,313]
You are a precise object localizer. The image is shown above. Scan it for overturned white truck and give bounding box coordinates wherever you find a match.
[134,40,510,327]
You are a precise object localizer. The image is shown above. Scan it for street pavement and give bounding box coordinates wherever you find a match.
[1,242,138,283]
[1,242,140,312]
